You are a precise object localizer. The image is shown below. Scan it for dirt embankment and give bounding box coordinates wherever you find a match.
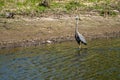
[0,14,120,49]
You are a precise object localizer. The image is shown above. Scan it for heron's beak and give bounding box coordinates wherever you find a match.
[79,18,82,21]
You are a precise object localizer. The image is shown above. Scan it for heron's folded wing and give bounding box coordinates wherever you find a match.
[77,32,87,44]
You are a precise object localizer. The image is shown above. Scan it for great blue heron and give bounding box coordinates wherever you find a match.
[75,16,87,49]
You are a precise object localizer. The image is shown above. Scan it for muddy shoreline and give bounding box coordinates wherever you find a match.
[0,15,120,49]
[0,31,120,49]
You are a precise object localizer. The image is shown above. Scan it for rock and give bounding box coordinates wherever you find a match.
[46,40,52,44]
[112,10,119,13]
[6,12,14,18]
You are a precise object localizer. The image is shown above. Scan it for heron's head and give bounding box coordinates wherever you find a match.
[75,16,80,20]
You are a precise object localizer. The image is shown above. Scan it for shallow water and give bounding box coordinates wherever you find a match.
[0,38,120,80]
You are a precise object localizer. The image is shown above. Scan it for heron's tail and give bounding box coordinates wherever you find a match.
[82,42,87,45]
[84,43,87,45]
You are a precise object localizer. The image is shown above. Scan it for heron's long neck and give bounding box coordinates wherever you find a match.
[75,19,79,32]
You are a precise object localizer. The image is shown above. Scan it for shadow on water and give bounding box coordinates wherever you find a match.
[0,38,120,80]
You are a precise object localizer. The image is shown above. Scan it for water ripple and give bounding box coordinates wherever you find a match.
[0,39,120,80]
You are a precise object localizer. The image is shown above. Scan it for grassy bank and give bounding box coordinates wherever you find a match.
[0,0,120,17]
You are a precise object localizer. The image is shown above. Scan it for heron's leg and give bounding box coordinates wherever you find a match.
[79,42,81,49]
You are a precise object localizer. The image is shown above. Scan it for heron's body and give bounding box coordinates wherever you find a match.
[75,31,87,45]
[75,16,87,48]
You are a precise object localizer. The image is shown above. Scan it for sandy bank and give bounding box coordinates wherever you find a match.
[0,14,120,49]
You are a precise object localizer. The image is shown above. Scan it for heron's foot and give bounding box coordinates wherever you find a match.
[78,48,82,51]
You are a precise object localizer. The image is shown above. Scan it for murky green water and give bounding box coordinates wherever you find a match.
[0,38,120,80]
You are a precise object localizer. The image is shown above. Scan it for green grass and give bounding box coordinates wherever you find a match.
[83,0,110,2]
[0,1,4,7]
[0,0,119,16]
[86,0,119,16]
[51,2,61,8]
[16,2,24,7]
[65,1,85,11]
[36,6,48,12]
[0,0,4,10]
